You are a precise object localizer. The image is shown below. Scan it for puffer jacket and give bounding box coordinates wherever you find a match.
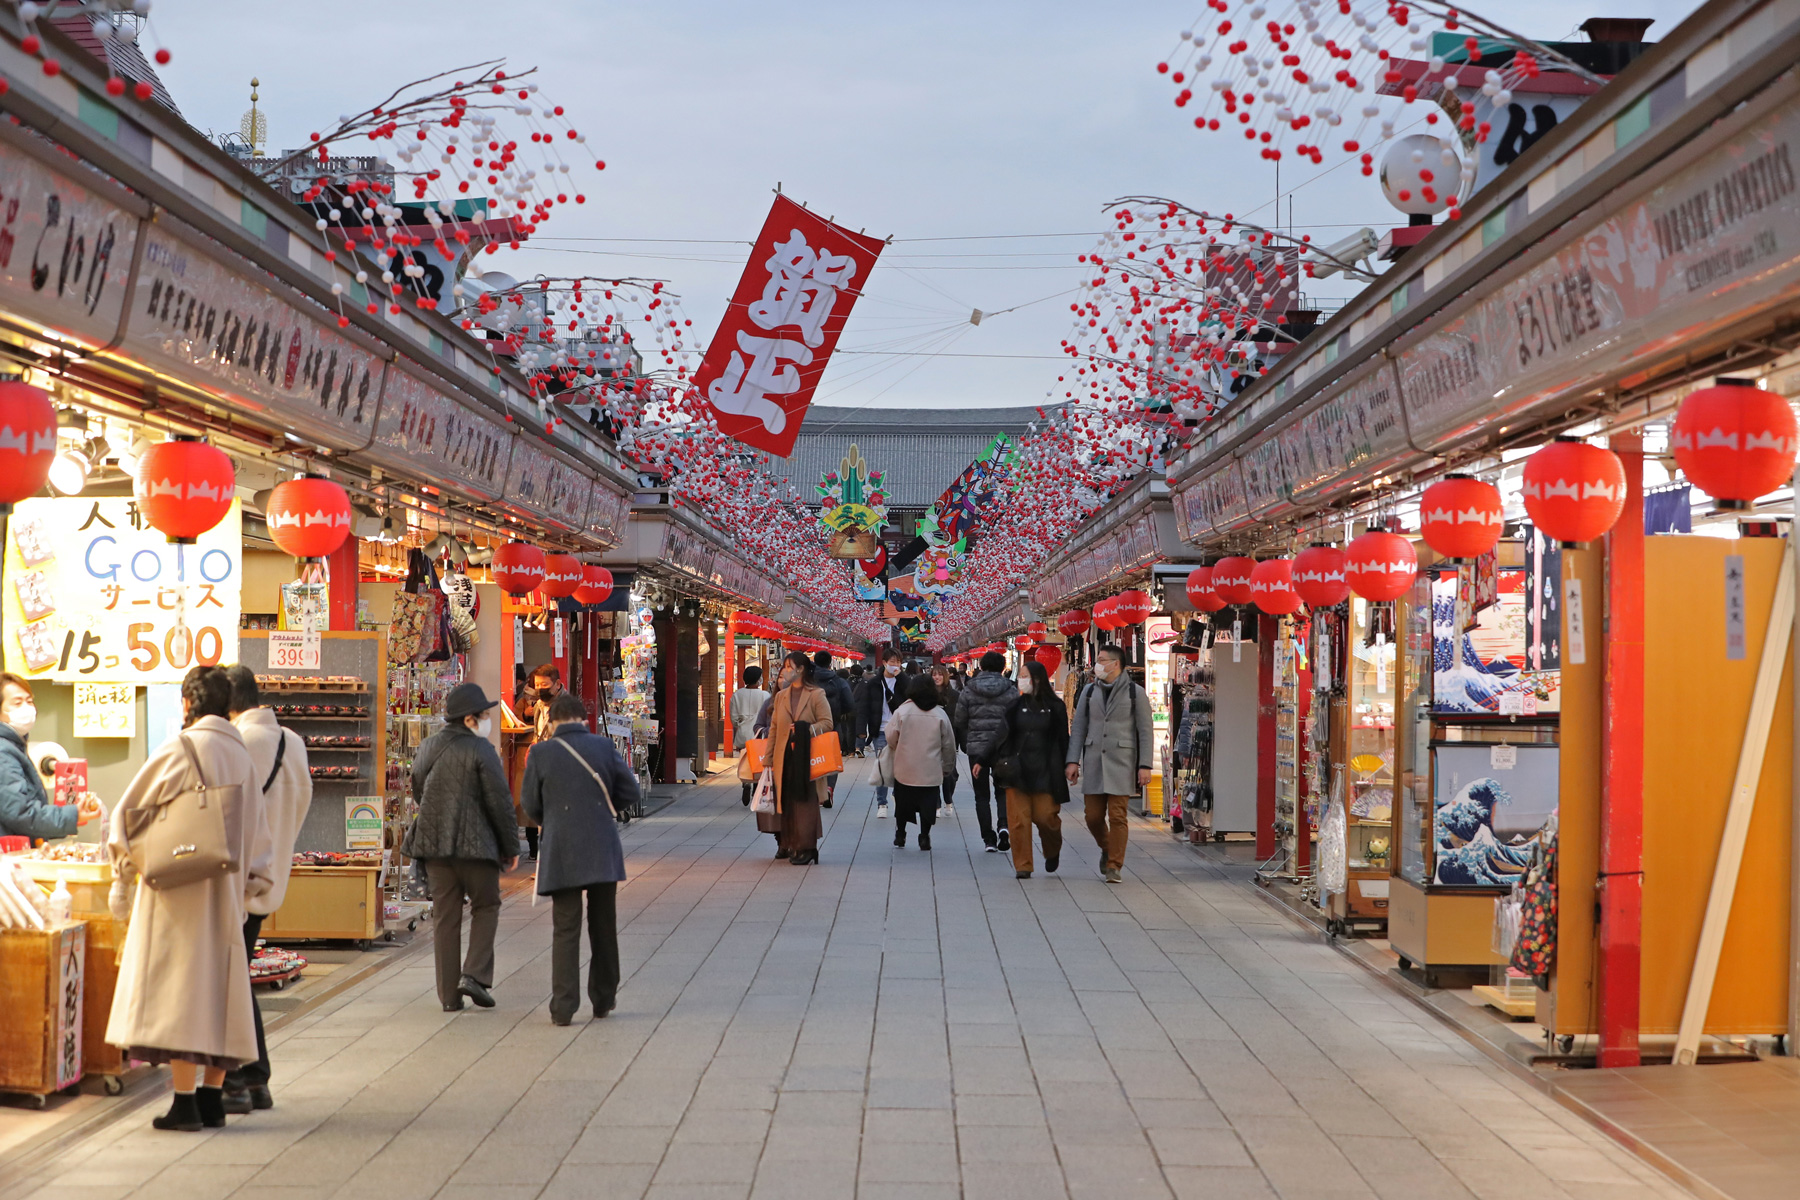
[402,724,520,864]
[954,670,1019,761]
[0,723,75,841]
[814,666,854,726]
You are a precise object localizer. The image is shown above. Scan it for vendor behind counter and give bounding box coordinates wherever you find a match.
[0,672,102,842]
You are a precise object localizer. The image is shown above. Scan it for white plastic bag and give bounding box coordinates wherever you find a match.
[1316,798,1347,899]
[750,769,776,814]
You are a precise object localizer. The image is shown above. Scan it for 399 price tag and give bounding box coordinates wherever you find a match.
[268,630,321,670]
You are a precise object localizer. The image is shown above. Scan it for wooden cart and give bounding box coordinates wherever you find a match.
[261,865,384,948]
[0,923,86,1106]
[13,859,129,1091]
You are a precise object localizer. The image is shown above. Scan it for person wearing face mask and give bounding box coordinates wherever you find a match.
[0,673,101,840]
[1066,646,1154,884]
[855,652,907,819]
[402,682,520,1012]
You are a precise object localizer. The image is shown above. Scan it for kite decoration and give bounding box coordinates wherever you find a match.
[818,444,889,559]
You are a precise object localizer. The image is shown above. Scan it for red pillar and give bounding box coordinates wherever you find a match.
[1256,613,1278,859]
[581,614,600,733]
[327,535,358,630]
[661,613,679,784]
[722,616,737,753]
[1598,432,1645,1068]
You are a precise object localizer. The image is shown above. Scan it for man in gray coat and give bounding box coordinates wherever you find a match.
[1065,645,1153,883]
[521,693,640,1025]
[402,683,519,1011]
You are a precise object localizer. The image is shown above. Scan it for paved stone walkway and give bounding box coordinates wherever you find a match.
[13,757,1689,1200]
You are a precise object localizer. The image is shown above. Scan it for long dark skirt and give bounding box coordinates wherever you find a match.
[756,729,821,853]
[893,783,939,831]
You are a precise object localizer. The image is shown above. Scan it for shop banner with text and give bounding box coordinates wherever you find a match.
[3,498,242,684]
[695,194,884,456]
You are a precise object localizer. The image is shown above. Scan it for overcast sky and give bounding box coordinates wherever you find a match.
[153,1,1704,412]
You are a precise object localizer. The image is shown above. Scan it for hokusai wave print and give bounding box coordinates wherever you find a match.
[1431,744,1558,887]
[1432,570,1561,715]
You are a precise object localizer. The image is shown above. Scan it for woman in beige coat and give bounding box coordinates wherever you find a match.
[107,666,271,1132]
[756,651,835,864]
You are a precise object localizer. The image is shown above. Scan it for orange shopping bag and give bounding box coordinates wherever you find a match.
[809,731,843,780]
[742,738,770,777]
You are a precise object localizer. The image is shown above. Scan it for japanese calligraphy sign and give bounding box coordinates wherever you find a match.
[74,682,136,738]
[3,497,242,684]
[0,135,143,350]
[124,223,383,454]
[364,364,508,502]
[695,195,884,456]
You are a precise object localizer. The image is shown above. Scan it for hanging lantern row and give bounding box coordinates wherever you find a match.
[733,612,781,638]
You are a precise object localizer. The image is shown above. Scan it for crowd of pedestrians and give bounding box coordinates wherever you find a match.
[91,643,1148,1136]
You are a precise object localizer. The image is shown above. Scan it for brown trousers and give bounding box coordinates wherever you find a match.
[425,858,501,1007]
[1008,791,1063,874]
[1083,794,1131,871]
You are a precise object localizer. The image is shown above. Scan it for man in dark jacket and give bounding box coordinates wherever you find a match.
[812,651,854,805]
[402,682,520,1012]
[0,672,100,840]
[955,652,1020,851]
[521,692,640,1025]
[858,651,908,818]
[846,664,868,754]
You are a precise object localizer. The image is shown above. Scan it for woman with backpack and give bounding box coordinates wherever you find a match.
[106,666,274,1132]
[992,657,1070,879]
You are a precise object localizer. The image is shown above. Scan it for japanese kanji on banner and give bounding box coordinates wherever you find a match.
[3,497,242,684]
[695,194,884,457]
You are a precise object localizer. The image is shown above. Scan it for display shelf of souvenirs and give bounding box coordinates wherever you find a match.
[249,942,308,990]
[255,675,368,693]
[270,702,372,720]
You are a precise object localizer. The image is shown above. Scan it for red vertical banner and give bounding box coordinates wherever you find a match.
[694,194,884,457]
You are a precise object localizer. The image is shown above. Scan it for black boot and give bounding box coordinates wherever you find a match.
[919,831,932,851]
[195,1086,228,1128]
[153,1092,203,1132]
[894,828,906,847]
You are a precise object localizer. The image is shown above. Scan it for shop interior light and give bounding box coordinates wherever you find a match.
[48,436,110,496]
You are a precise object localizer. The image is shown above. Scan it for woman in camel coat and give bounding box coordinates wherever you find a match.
[756,650,835,864]
[106,666,272,1131]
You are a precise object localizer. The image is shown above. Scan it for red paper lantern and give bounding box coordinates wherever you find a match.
[264,475,352,559]
[1343,531,1418,601]
[570,564,613,606]
[1093,596,1119,630]
[540,553,583,598]
[1419,474,1504,560]
[493,542,546,595]
[1058,608,1091,637]
[1211,556,1256,605]
[1027,621,1048,642]
[1522,437,1626,545]
[1013,635,1034,652]
[1250,558,1301,614]
[1672,380,1799,509]
[1032,644,1063,675]
[1115,588,1154,624]
[1291,545,1349,607]
[135,436,235,543]
[1183,565,1221,612]
[0,381,56,511]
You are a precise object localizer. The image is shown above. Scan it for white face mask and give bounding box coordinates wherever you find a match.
[5,700,35,737]
[1018,677,1032,695]
[885,664,900,677]
[1097,659,1121,682]
[475,716,493,739]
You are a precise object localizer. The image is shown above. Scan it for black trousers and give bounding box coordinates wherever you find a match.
[971,760,1008,845]
[426,858,502,1007]
[550,883,619,1022]
[224,913,269,1091]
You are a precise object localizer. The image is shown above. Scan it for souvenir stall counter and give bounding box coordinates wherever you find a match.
[1388,546,1564,984]
[238,631,389,947]
[1168,636,1215,841]
[1320,597,1399,933]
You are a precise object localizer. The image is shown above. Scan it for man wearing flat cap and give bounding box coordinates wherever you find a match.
[402,682,520,1012]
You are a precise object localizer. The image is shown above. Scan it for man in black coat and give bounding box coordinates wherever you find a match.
[521,692,640,1025]
[402,683,519,1012]
[812,651,854,806]
[857,651,908,818]
[954,651,1020,852]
